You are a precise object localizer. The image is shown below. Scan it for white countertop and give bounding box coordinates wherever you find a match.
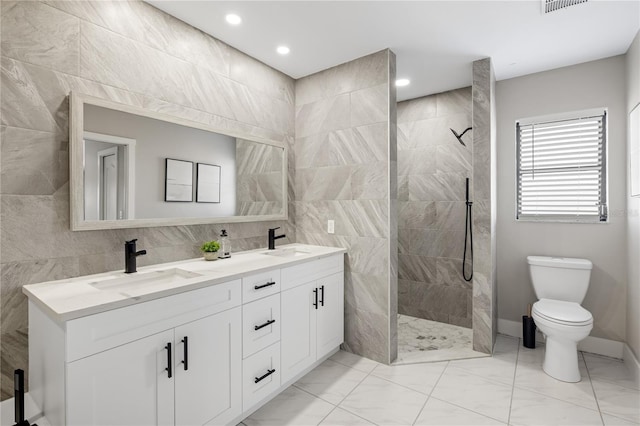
[23,244,346,322]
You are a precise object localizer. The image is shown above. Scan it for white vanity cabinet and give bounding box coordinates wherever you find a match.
[280,255,344,383]
[31,280,243,426]
[25,246,345,426]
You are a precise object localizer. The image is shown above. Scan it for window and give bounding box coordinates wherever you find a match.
[516,109,608,222]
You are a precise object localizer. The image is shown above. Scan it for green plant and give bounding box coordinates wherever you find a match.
[200,240,221,253]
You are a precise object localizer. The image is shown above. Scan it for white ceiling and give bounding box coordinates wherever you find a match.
[148,1,639,101]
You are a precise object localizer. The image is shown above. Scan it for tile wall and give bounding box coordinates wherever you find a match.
[0,0,295,399]
[471,58,497,353]
[294,50,398,364]
[397,87,473,328]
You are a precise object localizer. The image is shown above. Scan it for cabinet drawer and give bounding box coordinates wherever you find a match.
[66,280,241,362]
[281,254,344,291]
[242,342,280,411]
[243,294,281,358]
[242,269,281,303]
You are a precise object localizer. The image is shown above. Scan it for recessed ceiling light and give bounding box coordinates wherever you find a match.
[225,14,242,25]
[277,46,290,55]
[396,79,410,87]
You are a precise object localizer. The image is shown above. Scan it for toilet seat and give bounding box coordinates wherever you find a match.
[532,299,593,326]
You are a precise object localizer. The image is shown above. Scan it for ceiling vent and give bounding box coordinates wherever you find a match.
[543,0,588,13]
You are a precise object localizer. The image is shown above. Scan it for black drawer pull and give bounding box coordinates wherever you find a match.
[319,285,325,307]
[254,281,276,290]
[181,336,188,371]
[313,288,318,309]
[254,368,276,384]
[165,342,172,378]
[254,319,276,331]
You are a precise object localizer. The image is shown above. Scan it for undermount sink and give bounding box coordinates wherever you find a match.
[262,247,312,258]
[88,268,202,294]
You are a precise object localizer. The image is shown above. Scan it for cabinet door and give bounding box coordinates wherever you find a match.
[316,272,345,359]
[280,281,317,384]
[67,329,174,426]
[174,307,242,426]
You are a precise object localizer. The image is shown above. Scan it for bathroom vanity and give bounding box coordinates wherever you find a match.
[23,244,345,426]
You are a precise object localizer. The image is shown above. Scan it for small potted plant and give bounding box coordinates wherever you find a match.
[200,240,221,261]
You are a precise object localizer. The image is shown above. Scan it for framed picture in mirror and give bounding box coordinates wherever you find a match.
[196,163,221,203]
[165,158,193,202]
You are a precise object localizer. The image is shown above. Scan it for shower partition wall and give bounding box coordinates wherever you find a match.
[397,87,473,328]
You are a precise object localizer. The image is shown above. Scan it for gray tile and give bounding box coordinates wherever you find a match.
[1,1,80,75]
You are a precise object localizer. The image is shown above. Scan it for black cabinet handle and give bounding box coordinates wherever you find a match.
[319,285,325,307]
[254,319,276,331]
[254,368,276,384]
[181,336,188,371]
[313,288,318,309]
[254,281,276,290]
[165,343,172,378]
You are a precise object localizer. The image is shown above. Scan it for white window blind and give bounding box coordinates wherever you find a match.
[516,111,608,222]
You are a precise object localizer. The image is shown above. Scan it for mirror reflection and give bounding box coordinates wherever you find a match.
[78,101,286,227]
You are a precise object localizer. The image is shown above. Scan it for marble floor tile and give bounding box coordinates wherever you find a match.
[449,353,516,386]
[370,361,447,394]
[339,375,428,425]
[493,334,520,357]
[514,357,598,411]
[430,366,512,423]
[509,387,603,426]
[591,379,640,423]
[329,350,379,373]
[602,413,640,426]
[294,359,368,404]
[318,408,375,426]
[584,353,640,390]
[243,386,334,426]
[414,397,506,425]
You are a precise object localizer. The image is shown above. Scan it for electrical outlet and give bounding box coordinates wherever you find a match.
[327,220,335,234]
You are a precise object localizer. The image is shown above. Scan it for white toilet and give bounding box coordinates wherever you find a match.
[527,256,594,383]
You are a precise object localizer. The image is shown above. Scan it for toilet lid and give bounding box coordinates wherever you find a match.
[533,299,593,326]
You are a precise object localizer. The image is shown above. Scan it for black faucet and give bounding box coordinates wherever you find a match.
[125,239,147,273]
[268,227,286,250]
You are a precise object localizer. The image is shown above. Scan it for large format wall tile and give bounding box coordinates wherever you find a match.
[0,126,68,195]
[44,0,231,77]
[295,51,389,107]
[1,1,80,75]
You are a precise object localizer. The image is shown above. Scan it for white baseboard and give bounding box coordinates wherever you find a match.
[623,344,640,388]
[497,319,624,359]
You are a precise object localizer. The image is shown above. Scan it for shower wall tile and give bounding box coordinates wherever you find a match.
[397,87,472,329]
[399,201,436,229]
[1,0,295,399]
[295,50,396,364]
[350,84,388,127]
[471,58,497,354]
[295,50,388,107]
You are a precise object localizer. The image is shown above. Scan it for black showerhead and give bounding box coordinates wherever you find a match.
[450,127,472,146]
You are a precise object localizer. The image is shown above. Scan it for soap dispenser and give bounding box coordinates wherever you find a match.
[218,229,231,259]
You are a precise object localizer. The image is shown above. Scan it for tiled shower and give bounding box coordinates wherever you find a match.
[397,87,474,328]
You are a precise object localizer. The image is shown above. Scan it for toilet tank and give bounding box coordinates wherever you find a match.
[527,256,592,303]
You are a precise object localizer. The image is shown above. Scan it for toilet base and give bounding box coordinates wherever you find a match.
[542,336,581,383]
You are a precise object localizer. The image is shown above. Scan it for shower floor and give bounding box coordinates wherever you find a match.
[395,314,489,364]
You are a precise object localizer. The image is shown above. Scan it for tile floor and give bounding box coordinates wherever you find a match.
[241,335,640,426]
[396,315,488,364]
